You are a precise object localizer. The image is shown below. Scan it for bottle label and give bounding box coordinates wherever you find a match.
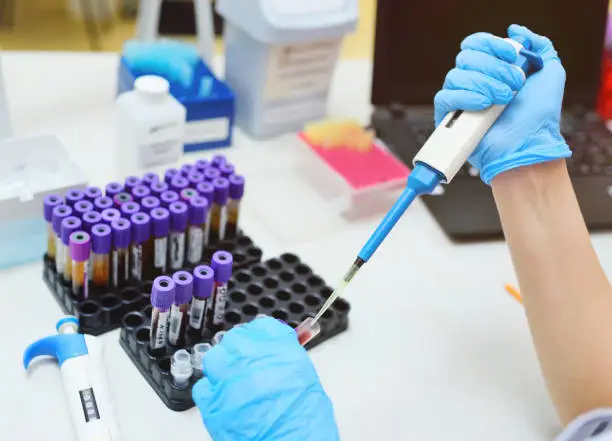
[189,297,207,329]
[168,304,183,345]
[132,244,143,281]
[170,232,185,269]
[139,139,182,168]
[187,226,204,264]
[154,237,167,270]
[213,283,228,326]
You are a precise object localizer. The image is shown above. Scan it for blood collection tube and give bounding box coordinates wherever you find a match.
[187,196,209,265]
[65,189,85,207]
[169,271,193,346]
[226,175,244,240]
[70,231,91,299]
[91,223,111,289]
[101,208,121,225]
[131,185,151,203]
[180,188,198,202]
[150,181,169,198]
[219,163,234,178]
[142,172,159,186]
[141,196,160,212]
[180,164,195,176]
[171,349,193,388]
[170,176,189,194]
[150,276,175,352]
[187,171,204,187]
[113,192,133,208]
[52,205,73,271]
[196,181,214,204]
[211,154,226,168]
[44,194,62,259]
[189,265,214,332]
[94,196,113,212]
[105,182,124,198]
[125,176,142,193]
[111,218,131,288]
[195,159,209,173]
[150,207,170,276]
[61,216,82,282]
[130,212,152,282]
[120,201,140,218]
[160,190,179,208]
[204,167,221,182]
[82,211,102,233]
[208,251,233,333]
[164,168,180,184]
[74,200,94,218]
[84,186,102,202]
[209,177,229,243]
[168,201,188,270]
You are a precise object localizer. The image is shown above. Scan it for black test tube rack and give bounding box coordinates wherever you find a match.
[119,254,351,411]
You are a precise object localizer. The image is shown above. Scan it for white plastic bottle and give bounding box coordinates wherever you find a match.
[115,75,186,177]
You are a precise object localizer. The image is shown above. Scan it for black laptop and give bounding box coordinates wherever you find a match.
[370,0,612,240]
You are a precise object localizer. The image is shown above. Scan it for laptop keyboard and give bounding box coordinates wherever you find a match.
[408,110,612,178]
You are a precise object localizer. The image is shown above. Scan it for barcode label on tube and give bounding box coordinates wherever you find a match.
[189,298,206,329]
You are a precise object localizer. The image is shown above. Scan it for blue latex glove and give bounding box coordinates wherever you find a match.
[192,317,340,441]
[122,39,200,89]
[434,24,572,184]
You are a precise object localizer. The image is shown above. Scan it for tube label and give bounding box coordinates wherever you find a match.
[154,237,167,272]
[55,238,64,270]
[213,282,228,326]
[187,226,204,264]
[189,297,207,329]
[168,304,184,345]
[169,231,185,270]
[150,309,170,349]
[132,244,143,281]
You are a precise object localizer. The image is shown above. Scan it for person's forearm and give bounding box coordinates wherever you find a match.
[492,159,612,424]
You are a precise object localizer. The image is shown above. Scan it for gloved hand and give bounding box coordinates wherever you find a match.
[122,39,200,89]
[192,317,340,441]
[434,24,572,184]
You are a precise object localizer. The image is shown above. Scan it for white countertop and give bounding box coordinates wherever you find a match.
[3,51,611,441]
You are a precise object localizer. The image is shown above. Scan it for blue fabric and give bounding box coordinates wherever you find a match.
[434,24,572,184]
[192,317,340,441]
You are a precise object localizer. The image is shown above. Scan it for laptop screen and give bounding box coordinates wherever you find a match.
[371,0,609,109]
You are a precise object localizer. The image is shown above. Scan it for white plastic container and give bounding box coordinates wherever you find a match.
[115,75,186,177]
[217,0,358,138]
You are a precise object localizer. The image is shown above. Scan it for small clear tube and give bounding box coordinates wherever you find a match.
[295,317,321,347]
[212,331,226,346]
[69,231,91,299]
[191,343,212,377]
[171,349,194,388]
[186,197,209,265]
[226,175,244,240]
[210,178,229,243]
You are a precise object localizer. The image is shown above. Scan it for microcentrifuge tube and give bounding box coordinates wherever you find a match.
[171,349,193,388]
[186,197,209,265]
[212,330,226,346]
[150,208,170,277]
[191,343,212,377]
[150,276,174,352]
[111,218,131,288]
[189,265,214,333]
[52,205,73,271]
[70,231,91,299]
[208,251,233,334]
[130,212,152,282]
[295,317,321,347]
[168,271,193,346]
[168,201,188,270]
[209,178,229,243]
[43,194,62,259]
[61,217,82,283]
[226,175,244,240]
[91,224,111,289]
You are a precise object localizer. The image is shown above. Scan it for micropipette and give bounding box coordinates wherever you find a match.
[310,38,543,327]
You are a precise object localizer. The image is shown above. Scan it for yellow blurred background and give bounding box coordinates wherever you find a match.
[0,0,376,58]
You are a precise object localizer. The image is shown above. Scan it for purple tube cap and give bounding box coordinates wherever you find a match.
[195,159,209,172]
[131,212,151,244]
[160,190,179,207]
[219,163,235,178]
[150,181,169,197]
[193,265,214,299]
[164,168,180,184]
[105,182,124,197]
[211,154,226,168]
[132,185,151,201]
[111,218,132,248]
[150,207,170,237]
[101,208,121,225]
[141,196,161,211]
[142,172,159,186]
[74,200,94,216]
[169,201,189,231]
[229,175,245,200]
[91,223,112,254]
[84,186,102,202]
[52,205,73,234]
[61,216,82,245]
[151,276,175,309]
[170,176,189,193]
[180,164,195,176]
[113,192,133,206]
[44,194,63,222]
[180,188,198,202]
[65,189,85,206]
[69,231,91,262]
[187,171,204,186]
[204,167,221,181]
[188,196,208,224]
[213,178,230,205]
[125,176,142,191]
[120,202,141,217]
[211,251,233,283]
[196,182,214,203]
[172,271,194,304]
[94,196,113,211]
[82,211,102,232]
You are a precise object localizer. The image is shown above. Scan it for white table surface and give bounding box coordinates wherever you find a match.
[2,51,611,441]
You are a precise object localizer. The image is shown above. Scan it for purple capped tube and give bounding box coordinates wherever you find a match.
[44,194,63,259]
[187,196,209,265]
[84,186,102,202]
[209,251,233,333]
[190,265,214,332]
[219,163,234,178]
[91,223,111,288]
[187,171,204,187]
[105,182,124,198]
[82,211,102,233]
[164,168,180,184]
[120,201,141,218]
[150,181,169,198]
[169,271,193,346]
[168,201,188,270]
[150,276,175,351]
[195,159,209,173]
[204,167,220,182]
[160,190,179,208]
[113,192,133,208]
[61,216,82,282]
[94,196,113,212]
[210,177,229,243]
[141,196,161,212]
[211,154,226,168]
[101,208,121,225]
[74,200,94,218]
[65,189,85,208]
[179,188,198,202]
[124,176,142,193]
[180,164,195,176]
[131,185,151,203]
[142,172,159,186]
[130,212,151,282]
[226,174,245,239]
[150,207,170,276]
[70,231,91,299]
[170,176,189,194]
[52,204,73,271]
[111,218,131,288]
